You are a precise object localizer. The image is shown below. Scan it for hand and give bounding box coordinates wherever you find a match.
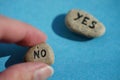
[0,16,54,80]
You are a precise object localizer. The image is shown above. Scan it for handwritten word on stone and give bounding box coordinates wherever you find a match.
[24,43,54,65]
[65,9,105,38]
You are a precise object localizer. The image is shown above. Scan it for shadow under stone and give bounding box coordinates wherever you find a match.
[52,14,93,42]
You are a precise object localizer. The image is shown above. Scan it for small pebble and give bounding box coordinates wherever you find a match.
[65,9,106,38]
[24,43,54,65]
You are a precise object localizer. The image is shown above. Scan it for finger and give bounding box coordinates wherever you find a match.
[0,62,54,80]
[0,16,47,46]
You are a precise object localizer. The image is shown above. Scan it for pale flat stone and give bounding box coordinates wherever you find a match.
[65,9,105,38]
[24,43,54,65]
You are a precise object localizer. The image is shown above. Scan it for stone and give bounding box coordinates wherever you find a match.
[65,9,106,38]
[24,43,54,65]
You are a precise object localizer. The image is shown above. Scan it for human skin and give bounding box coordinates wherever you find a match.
[0,16,54,80]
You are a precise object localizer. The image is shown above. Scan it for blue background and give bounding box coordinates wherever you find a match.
[0,0,120,80]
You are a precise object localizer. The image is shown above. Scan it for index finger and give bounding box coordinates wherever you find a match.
[0,16,47,46]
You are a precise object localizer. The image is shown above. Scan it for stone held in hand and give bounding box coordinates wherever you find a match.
[24,43,54,65]
[65,9,106,38]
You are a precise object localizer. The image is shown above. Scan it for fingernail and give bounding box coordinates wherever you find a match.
[34,66,54,80]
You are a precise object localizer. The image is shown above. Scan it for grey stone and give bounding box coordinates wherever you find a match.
[65,9,106,38]
[24,43,54,65]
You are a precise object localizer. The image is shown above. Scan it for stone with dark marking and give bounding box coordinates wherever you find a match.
[65,9,106,38]
[24,43,54,65]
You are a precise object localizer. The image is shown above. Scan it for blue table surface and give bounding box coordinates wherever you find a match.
[0,0,120,80]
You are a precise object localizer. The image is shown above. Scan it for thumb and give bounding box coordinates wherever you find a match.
[0,62,54,80]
